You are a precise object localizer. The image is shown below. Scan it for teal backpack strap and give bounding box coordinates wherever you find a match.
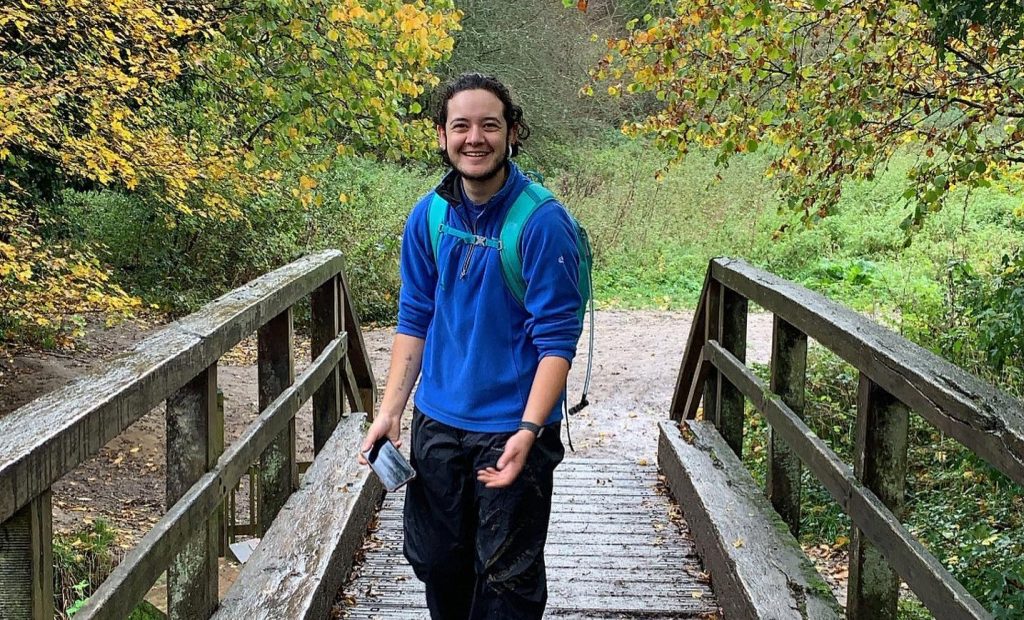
[440,225,502,249]
[499,182,555,305]
[427,192,448,265]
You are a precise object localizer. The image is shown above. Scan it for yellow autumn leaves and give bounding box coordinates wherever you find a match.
[1,0,460,346]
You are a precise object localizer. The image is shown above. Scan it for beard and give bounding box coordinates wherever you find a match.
[457,152,508,182]
[439,137,511,182]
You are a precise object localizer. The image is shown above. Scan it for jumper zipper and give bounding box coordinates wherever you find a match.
[460,244,475,279]
[457,206,478,280]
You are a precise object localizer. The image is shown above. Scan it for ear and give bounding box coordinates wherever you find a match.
[509,126,518,146]
[437,126,447,151]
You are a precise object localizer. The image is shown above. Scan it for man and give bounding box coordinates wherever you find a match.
[359,73,583,619]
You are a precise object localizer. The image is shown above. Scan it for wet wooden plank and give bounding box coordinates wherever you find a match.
[659,419,842,620]
[214,414,384,620]
[339,459,720,619]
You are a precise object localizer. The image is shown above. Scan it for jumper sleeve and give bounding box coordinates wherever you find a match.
[519,201,584,362]
[396,196,437,339]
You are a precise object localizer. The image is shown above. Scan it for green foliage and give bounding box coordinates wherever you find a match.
[922,0,1024,50]
[940,252,1024,390]
[59,155,435,321]
[585,0,1024,227]
[54,519,118,618]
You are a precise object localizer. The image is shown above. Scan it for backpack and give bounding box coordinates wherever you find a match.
[425,181,595,435]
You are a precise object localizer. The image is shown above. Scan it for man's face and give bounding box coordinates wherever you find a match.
[437,89,515,182]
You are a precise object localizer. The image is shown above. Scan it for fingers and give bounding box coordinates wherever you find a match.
[359,418,396,465]
[496,449,512,471]
[476,467,513,488]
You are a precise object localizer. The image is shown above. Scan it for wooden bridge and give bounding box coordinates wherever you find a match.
[1,252,1022,619]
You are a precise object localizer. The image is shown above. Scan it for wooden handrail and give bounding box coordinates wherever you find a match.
[0,250,377,618]
[76,334,349,618]
[672,257,1023,620]
[709,258,1024,484]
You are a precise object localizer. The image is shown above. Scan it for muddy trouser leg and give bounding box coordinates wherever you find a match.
[403,409,476,619]
[469,423,565,620]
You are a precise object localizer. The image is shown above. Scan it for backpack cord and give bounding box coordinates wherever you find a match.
[564,259,596,453]
[567,294,594,416]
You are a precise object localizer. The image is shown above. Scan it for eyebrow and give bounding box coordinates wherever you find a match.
[448,115,504,124]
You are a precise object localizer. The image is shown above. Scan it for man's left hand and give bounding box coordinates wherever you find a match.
[477,430,535,488]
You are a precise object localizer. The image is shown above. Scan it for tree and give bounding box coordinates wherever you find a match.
[583,0,1024,227]
[1,0,459,346]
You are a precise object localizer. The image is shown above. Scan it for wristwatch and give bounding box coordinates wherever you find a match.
[517,420,543,438]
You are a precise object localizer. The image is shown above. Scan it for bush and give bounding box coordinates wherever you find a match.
[54,519,120,618]
[58,155,436,323]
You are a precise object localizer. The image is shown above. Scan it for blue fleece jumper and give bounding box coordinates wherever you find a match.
[396,163,583,433]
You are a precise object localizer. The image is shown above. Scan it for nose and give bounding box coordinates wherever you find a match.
[466,125,484,144]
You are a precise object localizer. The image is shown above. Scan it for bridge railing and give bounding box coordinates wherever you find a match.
[672,257,1024,620]
[0,250,377,619]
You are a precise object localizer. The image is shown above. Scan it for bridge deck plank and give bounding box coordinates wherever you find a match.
[339,458,721,619]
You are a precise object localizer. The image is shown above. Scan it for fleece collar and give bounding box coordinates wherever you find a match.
[435,162,518,208]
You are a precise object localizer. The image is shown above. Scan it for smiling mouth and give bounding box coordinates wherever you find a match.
[461,151,492,158]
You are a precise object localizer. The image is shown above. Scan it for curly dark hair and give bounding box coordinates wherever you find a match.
[433,73,531,157]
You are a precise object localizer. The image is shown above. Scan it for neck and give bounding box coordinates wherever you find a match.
[461,165,508,205]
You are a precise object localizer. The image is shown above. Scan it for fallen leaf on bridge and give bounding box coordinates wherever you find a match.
[733,538,745,548]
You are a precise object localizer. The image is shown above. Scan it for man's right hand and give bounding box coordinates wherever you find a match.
[358,410,402,465]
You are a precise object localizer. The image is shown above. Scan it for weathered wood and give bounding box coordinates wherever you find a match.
[74,334,347,619]
[342,459,719,619]
[703,280,722,424]
[0,490,54,620]
[705,341,991,619]
[0,250,346,525]
[671,268,711,421]
[710,257,1024,488]
[338,268,377,417]
[848,374,910,620]
[341,356,365,414]
[165,364,221,618]
[258,308,296,536]
[310,275,342,454]
[718,285,748,455]
[214,414,384,620]
[767,316,808,537]
[659,420,841,620]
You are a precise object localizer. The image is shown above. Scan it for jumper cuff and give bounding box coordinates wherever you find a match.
[538,350,575,365]
[396,322,427,340]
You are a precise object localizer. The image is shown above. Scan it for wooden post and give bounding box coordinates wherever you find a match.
[0,491,53,620]
[311,276,341,454]
[216,389,228,557]
[166,364,222,618]
[258,308,296,535]
[339,269,377,416]
[717,285,748,456]
[847,374,910,620]
[702,280,722,425]
[766,316,808,536]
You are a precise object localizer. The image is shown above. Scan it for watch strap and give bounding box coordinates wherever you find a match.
[517,420,543,437]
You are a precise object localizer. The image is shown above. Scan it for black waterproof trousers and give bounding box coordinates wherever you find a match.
[403,408,564,620]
